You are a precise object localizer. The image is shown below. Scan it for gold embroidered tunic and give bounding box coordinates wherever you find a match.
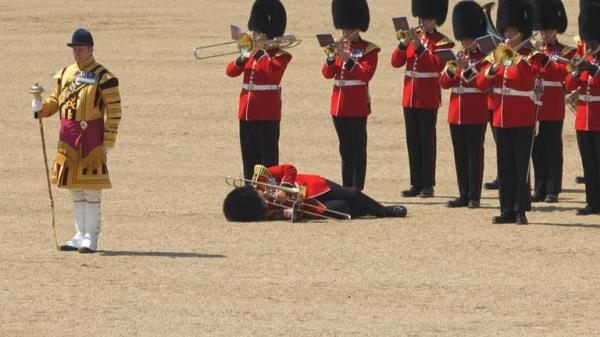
[39,56,122,189]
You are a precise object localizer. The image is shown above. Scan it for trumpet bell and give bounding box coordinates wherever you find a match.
[494,44,517,66]
[238,33,255,58]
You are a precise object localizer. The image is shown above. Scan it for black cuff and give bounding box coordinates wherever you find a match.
[398,43,408,51]
[33,110,40,119]
[541,55,550,67]
[415,45,426,57]
[326,57,335,66]
[343,59,356,71]
[590,65,599,77]
[462,68,474,80]
[254,49,267,60]
[235,56,248,68]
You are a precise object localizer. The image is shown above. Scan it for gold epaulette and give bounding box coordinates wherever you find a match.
[436,36,454,47]
[526,50,543,61]
[362,40,380,55]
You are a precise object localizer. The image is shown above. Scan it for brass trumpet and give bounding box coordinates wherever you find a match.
[322,31,359,58]
[193,29,301,60]
[446,41,479,73]
[396,25,423,44]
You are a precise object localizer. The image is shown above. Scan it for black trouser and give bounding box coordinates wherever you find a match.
[450,123,487,201]
[496,126,534,214]
[403,108,437,188]
[314,179,385,218]
[576,131,600,208]
[489,110,498,180]
[239,120,280,180]
[532,121,564,196]
[332,116,368,190]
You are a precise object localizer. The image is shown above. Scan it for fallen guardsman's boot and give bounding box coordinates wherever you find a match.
[385,205,407,218]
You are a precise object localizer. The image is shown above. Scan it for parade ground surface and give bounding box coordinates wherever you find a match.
[2,0,600,336]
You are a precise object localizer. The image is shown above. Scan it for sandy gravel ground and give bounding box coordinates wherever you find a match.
[2,0,600,336]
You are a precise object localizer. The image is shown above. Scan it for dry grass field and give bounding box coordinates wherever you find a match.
[2,0,600,336]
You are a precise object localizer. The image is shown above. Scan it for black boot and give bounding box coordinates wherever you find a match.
[576,204,600,216]
[515,212,528,225]
[446,198,468,208]
[402,186,421,197]
[384,205,407,218]
[575,176,585,184]
[492,212,515,224]
[531,192,545,202]
[484,178,499,190]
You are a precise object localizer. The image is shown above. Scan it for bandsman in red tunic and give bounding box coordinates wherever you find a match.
[439,1,490,209]
[391,0,454,198]
[223,164,408,221]
[530,0,576,203]
[564,2,600,216]
[226,0,291,180]
[322,0,380,191]
[476,0,555,224]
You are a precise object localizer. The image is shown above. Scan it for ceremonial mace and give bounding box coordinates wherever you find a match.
[30,83,59,250]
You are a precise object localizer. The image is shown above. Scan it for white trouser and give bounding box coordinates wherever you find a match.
[67,190,102,250]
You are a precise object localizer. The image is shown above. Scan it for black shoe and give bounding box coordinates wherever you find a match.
[531,192,545,202]
[576,205,600,216]
[419,187,434,198]
[484,178,499,190]
[59,245,78,251]
[492,213,515,224]
[515,212,528,225]
[468,200,480,209]
[78,247,96,254]
[385,205,407,218]
[575,176,585,184]
[446,198,468,208]
[402,186,421,197]
[544,194,558,203]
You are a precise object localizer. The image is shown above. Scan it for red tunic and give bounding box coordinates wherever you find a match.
[565,56,600,131]
[476,48,543,128]
[391,30,455,109]
[537,42,577,121]
[439,49,490,125]
[322,38,380,117]
[226,49,292,121]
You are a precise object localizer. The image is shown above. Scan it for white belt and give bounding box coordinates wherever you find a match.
[405,70,439,78]
[492,87,535,100]
[541,80,563,88]
[579,95,600,103]
[334,79,366,87]
[451,87,483,94]
[242,83,279,91]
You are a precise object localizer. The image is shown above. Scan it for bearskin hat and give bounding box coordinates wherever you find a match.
[332,0,370,32]
[496,0,534,40]
[248,0,287,39]
[452,1,487,40]
[579,3,600,42]
[532,0,567,34]
[223,186,266,222]
[412,0,449,26]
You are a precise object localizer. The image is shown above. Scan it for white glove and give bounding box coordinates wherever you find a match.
[103,146,113,154]
[32,100,43,113]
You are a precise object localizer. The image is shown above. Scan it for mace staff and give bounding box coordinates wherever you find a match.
[30,83,59,250]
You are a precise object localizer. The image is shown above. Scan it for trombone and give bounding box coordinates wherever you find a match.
[193,28,301,60]
[225,176,352,221]
[493,32,542,66]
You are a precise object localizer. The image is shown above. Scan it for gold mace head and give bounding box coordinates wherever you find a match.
[30,83,44,100]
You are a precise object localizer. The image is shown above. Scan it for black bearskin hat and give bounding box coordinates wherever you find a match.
[332,0,370,32]
[496,0,534,40]
[579,3,600,42]
[452,1,487,40]
[532,0,567,34]
[223,186,266,222]
[412,0,449,26]
[248,0,287,39]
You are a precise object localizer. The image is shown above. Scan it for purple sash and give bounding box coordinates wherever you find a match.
[59,118,104,158]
